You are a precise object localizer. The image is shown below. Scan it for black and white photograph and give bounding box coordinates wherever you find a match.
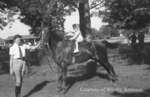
[0,0,150,97]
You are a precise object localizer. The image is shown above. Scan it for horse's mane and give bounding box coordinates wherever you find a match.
[47,30,65,53]
[49,30,64,42]
[47,30,74,63]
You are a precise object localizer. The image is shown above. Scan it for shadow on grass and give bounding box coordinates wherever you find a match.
[118,43,150,66]
[63,61,113,94]
[23,80,55,97]
[111,88,150,97]
[64,72,111,94]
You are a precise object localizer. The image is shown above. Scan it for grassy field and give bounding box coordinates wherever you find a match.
[0,42,150,97]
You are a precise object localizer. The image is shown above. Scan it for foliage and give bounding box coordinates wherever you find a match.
[0,7,21,30]
[0,0,106,37]
[93,25,119,39]
[0,0,66,36]
[103,0,150,30]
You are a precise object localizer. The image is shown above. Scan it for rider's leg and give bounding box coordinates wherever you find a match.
[74,41,79,53]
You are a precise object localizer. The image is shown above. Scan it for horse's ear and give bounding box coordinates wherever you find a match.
[40,27,49,44]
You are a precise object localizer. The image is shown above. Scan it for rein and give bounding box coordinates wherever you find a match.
[39,28,57,72]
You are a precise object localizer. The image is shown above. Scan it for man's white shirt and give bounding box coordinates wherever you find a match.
[9,43,30,59]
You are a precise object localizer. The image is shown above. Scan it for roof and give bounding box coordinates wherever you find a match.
[5,35,40,41]
[0,38,4,42]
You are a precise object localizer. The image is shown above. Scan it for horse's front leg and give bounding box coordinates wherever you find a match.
[56,64,63,92]
[61,62,67,91]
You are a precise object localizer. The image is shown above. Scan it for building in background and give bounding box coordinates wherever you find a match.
[0,7,31,39]
[0,38,5,48]
[5,35,40,47]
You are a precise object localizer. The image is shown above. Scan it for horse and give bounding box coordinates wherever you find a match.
[41,28,118,93]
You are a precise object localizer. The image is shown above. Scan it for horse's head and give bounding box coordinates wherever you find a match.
[36,27,49,49]
[40,27,65,49]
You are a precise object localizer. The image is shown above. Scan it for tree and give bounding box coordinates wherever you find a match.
[78,0,91,37]
[103,0,150,30]
[18,0,65,35]
[1,0,65,37]
[2,0,104,38]
[62,0,105,38]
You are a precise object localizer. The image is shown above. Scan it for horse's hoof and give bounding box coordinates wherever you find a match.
[108,75,118,82]
[111,77,118,82]
[57,87,63,92]
[114,74,119,78]
[57,87,68,94]
[58,86,69,94]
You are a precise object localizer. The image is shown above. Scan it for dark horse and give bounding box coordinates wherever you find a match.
[41,29,118,93]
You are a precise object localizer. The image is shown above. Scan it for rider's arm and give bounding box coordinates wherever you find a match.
[25,42,41,50]
[69,30,80,40]
[65,31,74,37]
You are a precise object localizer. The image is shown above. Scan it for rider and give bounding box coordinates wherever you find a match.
[65,24,84,53]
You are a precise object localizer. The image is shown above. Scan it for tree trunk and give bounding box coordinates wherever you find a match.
[78,0,91,38]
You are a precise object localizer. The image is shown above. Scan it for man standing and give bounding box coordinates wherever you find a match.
[9,35,40,97]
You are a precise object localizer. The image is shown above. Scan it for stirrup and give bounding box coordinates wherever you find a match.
[73,51,80,56]
[72,57,75,64]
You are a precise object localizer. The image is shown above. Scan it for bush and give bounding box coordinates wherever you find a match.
[91,25,120,39]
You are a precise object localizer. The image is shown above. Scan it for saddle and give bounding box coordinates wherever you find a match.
[72,41,89,55]
[71,40,98,63]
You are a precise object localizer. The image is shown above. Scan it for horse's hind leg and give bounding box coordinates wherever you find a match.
[99,60,118,81]
[107,62,117,77]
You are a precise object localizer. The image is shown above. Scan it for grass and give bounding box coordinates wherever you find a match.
[1,42,150,74]
[117,43,150,65]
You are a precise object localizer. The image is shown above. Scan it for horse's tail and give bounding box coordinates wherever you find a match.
[102,40,120,49]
